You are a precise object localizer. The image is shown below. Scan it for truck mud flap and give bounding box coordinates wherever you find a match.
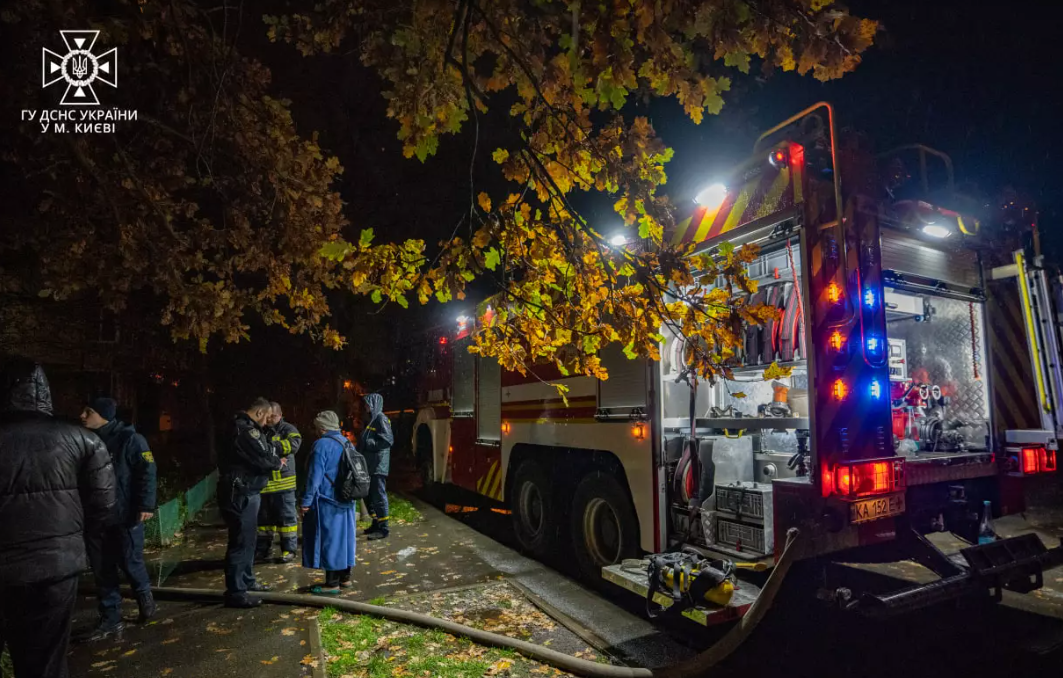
[853,534,1063,618]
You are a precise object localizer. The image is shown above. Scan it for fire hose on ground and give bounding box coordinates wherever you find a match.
[147,528,801,678]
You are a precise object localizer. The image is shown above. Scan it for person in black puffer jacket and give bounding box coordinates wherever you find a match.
[75,396,158,642]
[0,363,116,678]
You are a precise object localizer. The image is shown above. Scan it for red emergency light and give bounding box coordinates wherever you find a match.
[832,458,905,498]
[829,330,844,352]
[438,336,448,345]
[827,282,842,304]
[1022,447,1040,474]
[1006,446,1054,475]
[1041,448,1058,472]
[769,148,789,169]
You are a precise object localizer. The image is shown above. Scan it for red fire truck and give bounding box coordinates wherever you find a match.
[411,103,1063,622]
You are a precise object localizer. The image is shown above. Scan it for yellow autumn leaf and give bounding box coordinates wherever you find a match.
[477,192,492,212]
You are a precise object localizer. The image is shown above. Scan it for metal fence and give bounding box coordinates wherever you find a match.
[145,469,218,546]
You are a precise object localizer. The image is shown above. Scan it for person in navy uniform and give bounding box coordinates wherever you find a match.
[217,397,282,608]
[255,401,302,563]
[75,397,158,642]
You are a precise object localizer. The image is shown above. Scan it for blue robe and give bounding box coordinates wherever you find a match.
[301,432,357,571]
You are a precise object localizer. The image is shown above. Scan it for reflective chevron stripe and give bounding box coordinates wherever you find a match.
[262,476,297,493]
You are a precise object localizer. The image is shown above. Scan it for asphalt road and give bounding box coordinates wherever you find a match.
[431,488,1063,678]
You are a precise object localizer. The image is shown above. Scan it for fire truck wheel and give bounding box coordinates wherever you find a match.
[511,460,555,558]
[570,471,638,582]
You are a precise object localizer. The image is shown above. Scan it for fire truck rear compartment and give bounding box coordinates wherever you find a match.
[660,240,811,561]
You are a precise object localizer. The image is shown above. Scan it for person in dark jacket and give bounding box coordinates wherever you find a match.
[358,393,394,540]
[256,401,302,563]
[75,397,158,642]
[218,397,282,608]
[0,363,116,678]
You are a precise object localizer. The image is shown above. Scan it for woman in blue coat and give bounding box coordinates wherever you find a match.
[300,410,357,594]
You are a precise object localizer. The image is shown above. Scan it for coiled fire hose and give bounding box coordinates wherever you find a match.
[150,528,801,678]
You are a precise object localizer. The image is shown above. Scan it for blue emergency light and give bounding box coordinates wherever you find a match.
[869,379,882,400]
[863,288,876,309]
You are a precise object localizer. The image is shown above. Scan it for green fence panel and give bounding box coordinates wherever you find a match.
[156,498,182,546]
[185,469,219,518]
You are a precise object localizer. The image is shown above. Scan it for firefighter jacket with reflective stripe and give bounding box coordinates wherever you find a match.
[262,420,302,494]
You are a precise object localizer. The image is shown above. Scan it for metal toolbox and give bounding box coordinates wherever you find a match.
[714,515,775,556]
[714,482,774,524]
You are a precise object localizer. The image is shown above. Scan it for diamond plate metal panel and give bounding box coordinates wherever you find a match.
[887,292,990,448]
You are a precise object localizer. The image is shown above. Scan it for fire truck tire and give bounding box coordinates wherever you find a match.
[511,460,555,558]
[570,471,639,582]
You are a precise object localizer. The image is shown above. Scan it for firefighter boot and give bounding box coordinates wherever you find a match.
[136,591,157,623]
[367,520,389,541]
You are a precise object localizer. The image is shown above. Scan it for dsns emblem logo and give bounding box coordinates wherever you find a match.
[42,30,117,106]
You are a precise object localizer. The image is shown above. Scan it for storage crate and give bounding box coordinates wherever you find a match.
[715,516,774,556]
[714,482,773,523]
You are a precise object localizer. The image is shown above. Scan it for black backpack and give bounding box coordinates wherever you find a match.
[334,438,371,502]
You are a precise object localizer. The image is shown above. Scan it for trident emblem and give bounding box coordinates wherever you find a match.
[42,30,118,106]
[70,54,90,80]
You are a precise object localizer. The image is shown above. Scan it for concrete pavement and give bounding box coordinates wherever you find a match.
[68,494,691,676]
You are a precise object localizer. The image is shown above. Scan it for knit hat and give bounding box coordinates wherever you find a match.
[89,397,117,421]
[314,410,341,432]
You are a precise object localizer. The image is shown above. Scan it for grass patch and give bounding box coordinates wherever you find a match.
[1,647,12,678]
[367,595,388,606]
[318,608,568,678]
[358,492,423,529]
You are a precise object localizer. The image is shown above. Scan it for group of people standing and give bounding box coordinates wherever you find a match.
[0,361,394,678]
[0,365,157,677]
[218,394,393,607]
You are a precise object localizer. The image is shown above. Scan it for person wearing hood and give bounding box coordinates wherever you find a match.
[0,363,116,678]
[299,410,358,594]
[75,397,158,642]
[358,393,394,540]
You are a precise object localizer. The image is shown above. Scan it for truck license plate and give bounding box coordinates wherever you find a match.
[850,494,905,524]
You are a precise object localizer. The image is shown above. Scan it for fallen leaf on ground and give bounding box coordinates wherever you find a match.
[122,649,137,657]
[161,669,173,676]
[281,627,299,636]
[300,640,307,646]
[300,654,320,668]
[487,658,513,675]
[161,638,180,645]
[260,655,280,665]
[91,660,116,668]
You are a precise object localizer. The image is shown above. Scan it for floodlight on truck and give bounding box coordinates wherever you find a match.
[694,182,728,208]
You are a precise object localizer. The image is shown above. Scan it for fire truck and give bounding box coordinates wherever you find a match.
[412,102,1063,622]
